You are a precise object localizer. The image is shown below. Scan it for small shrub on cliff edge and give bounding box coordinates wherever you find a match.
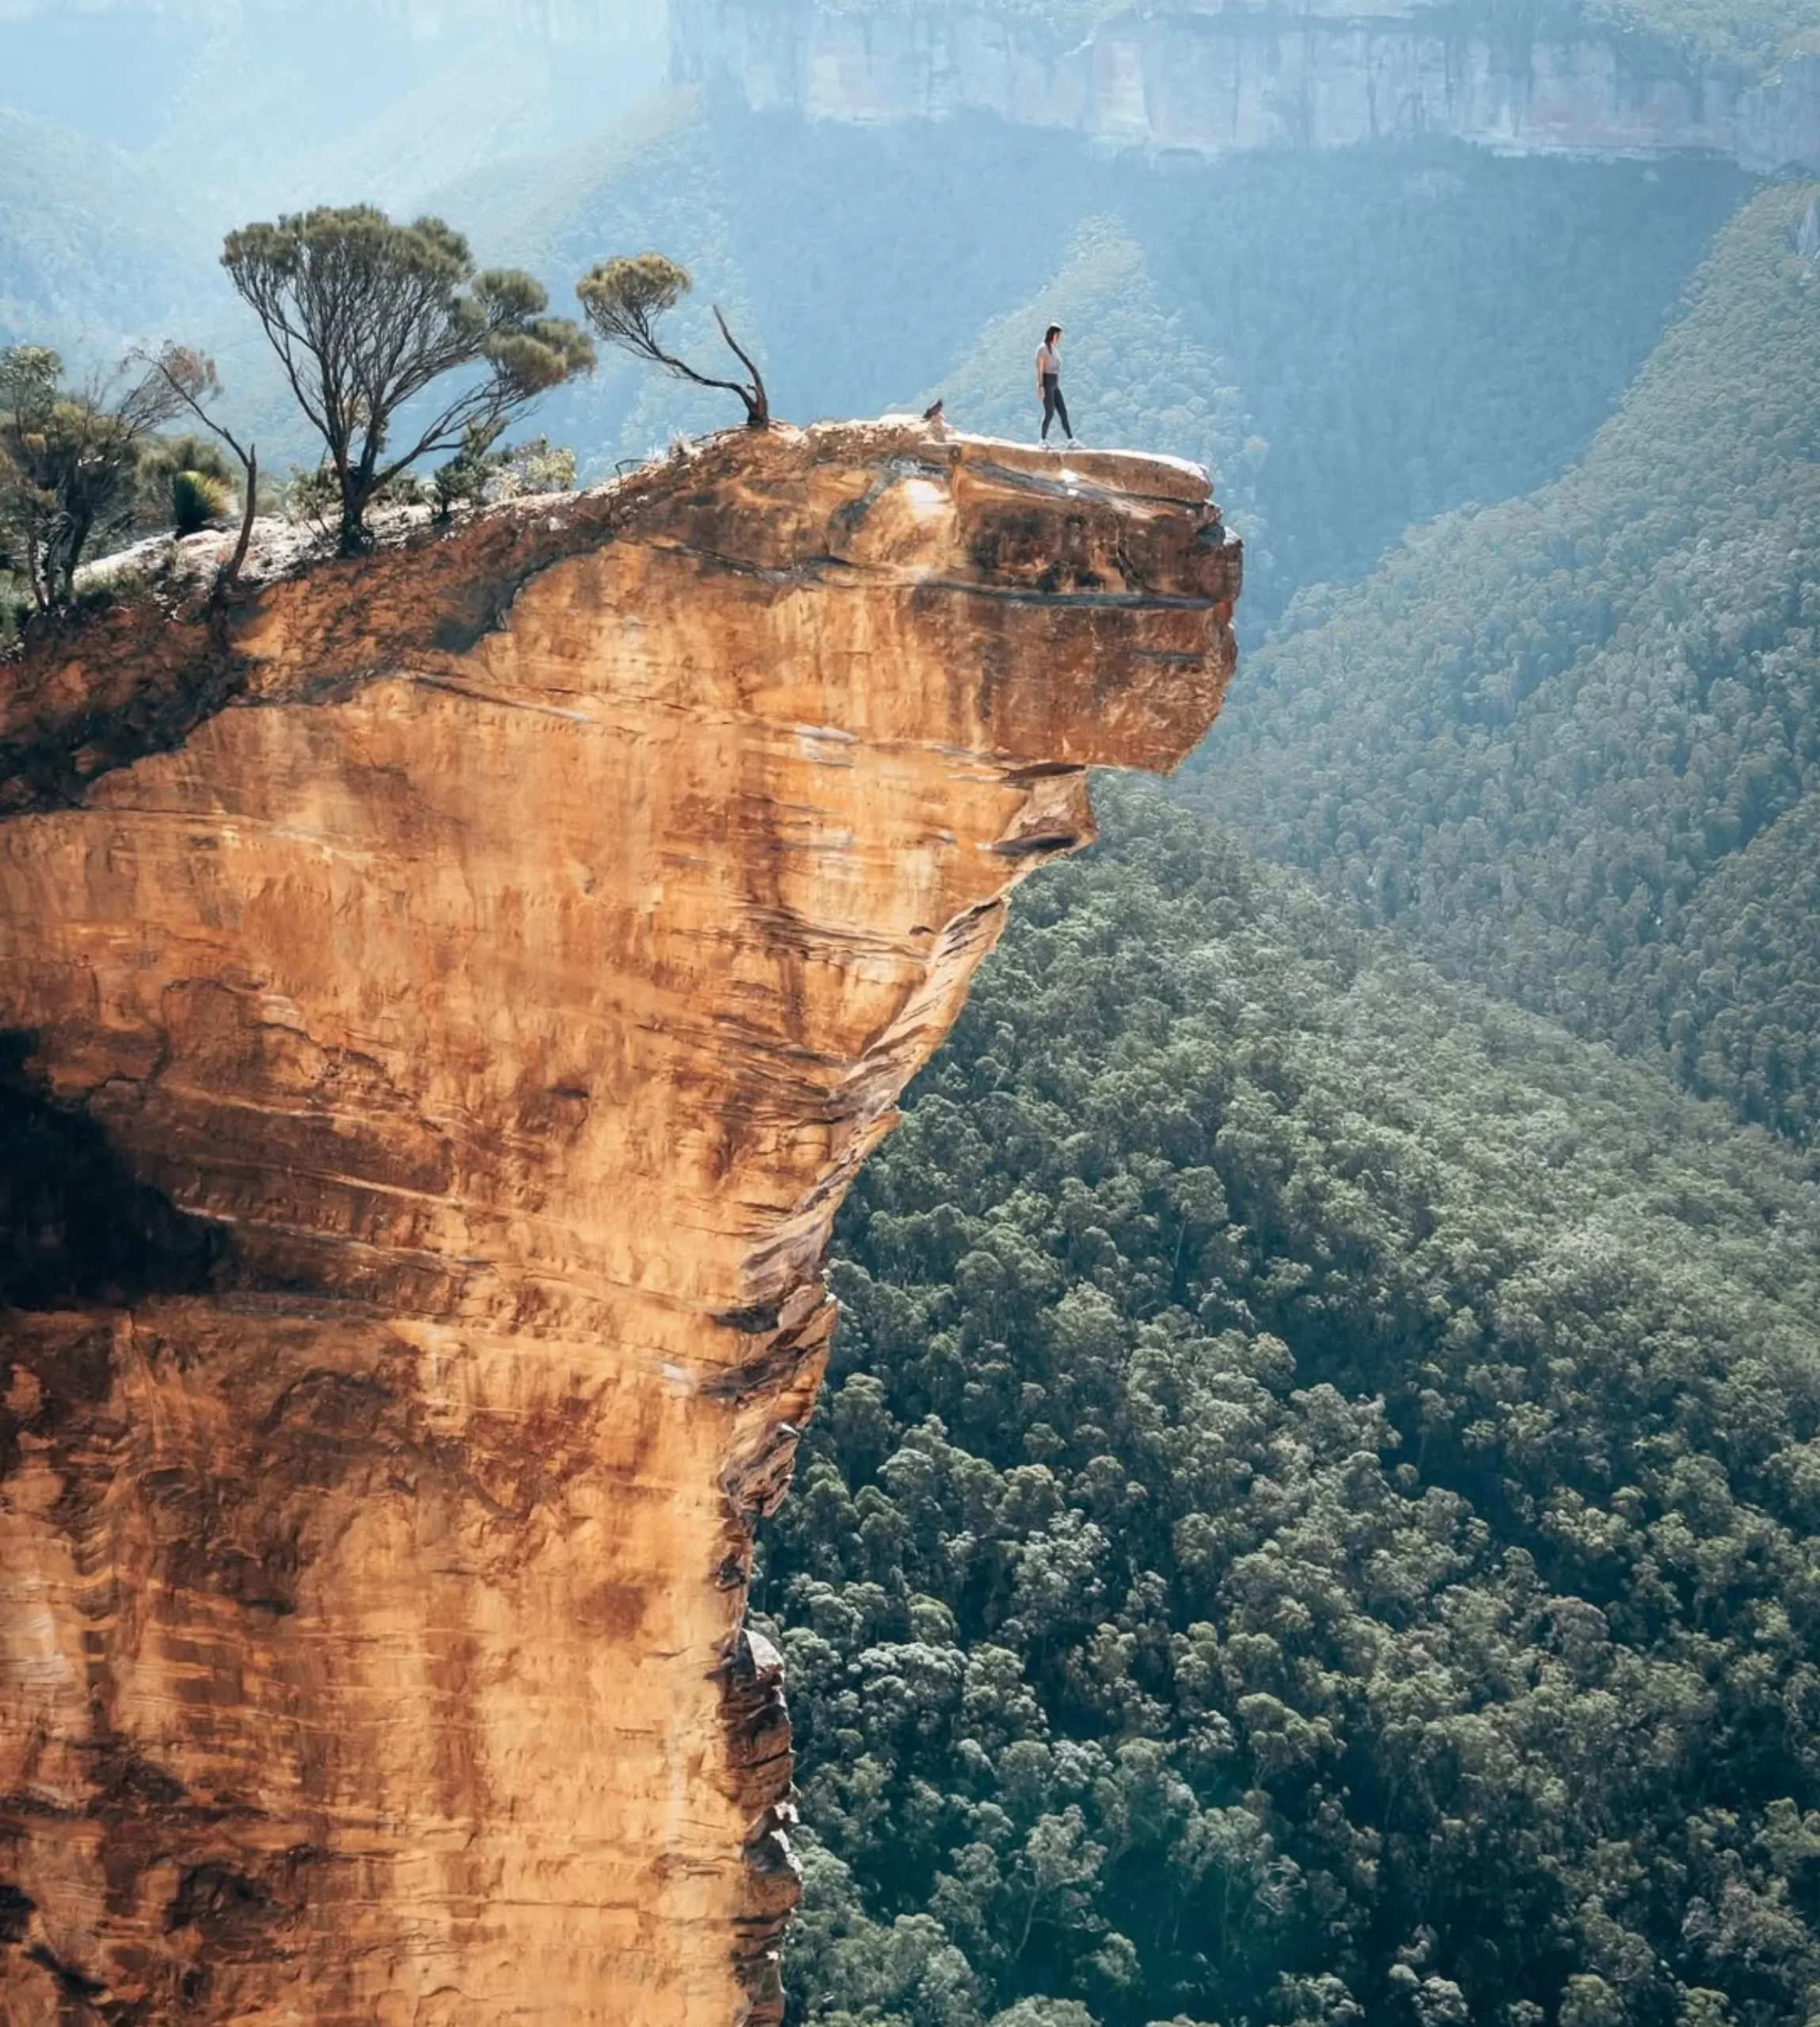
[431,427,579,518]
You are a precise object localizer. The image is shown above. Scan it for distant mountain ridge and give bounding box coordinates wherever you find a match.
[0,0,664,382]
[674,0,1820,172]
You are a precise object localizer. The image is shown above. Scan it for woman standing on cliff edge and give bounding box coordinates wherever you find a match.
[1037,324,1075,446]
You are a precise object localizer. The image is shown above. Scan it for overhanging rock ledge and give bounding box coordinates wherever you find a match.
[0,420,1240,2025]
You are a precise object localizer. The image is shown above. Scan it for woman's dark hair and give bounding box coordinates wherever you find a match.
[1044,325,1062,345]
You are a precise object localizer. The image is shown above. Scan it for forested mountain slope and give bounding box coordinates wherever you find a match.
[1187,182,1820,1141]
[1125,149,1746,614]
[0,106,220,342]
[1597,0,1820,71]
[763,785,1820,2027]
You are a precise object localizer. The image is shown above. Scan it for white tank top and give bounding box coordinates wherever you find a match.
[1039,342,1062,378]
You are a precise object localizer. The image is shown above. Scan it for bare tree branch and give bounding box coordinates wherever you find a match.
[134,344,261,595]
[712,305,769,428]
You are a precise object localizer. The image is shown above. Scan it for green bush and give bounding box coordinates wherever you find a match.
[135,431,237,539]
[169,467,230,536]
[431,430,579,518]
[285,462,430,534]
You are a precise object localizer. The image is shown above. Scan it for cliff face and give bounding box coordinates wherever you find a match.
[0,423,1239,2024]
[672,0,1820,173]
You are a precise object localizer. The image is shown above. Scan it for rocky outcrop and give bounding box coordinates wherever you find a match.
[673,0,1820,173]
[0,422,1239,2024]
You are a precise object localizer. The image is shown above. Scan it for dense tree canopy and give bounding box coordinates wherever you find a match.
[762,786,1820,2027]
[1588,0,1820,71]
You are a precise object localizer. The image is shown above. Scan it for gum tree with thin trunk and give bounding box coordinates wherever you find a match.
[576,253,769,430]
[223,206,594,555]
[0,347,188,610]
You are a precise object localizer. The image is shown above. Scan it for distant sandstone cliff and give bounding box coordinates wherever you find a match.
[672,0,1820,172]
[0,423,1239,2023]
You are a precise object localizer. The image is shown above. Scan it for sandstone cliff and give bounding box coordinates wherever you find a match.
[674,0,1820,173]
[0,422,1239,2024]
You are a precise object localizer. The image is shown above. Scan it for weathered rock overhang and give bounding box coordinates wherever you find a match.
[0,421,1238,2024]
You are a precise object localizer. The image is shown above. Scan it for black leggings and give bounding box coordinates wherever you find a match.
[1041,375,1072,442]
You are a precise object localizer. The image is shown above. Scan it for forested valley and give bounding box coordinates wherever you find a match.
[743,98,1820,2027]
[4,6,1820,2024]
[766,786,1820,2027]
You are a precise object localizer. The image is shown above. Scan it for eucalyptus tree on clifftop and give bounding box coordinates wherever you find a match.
[223,206,594,554]
[0,345,188,611]
[576,253,769,429]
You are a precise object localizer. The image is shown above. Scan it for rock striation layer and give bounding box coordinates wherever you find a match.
[674,0,1820,173]
[0,422,1239,2024]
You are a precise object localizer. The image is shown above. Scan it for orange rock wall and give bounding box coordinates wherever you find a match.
[0,424,1238,2024]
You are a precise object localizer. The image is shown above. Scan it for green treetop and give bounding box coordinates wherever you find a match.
[576,252,770,430]
[0,345,188,613]
[222,205,593,555]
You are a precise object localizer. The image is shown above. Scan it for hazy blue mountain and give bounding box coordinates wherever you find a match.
[0,0,663,401]
[0,104,218,346]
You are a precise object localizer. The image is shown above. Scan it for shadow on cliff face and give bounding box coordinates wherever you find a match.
[0,1031,228,1307]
